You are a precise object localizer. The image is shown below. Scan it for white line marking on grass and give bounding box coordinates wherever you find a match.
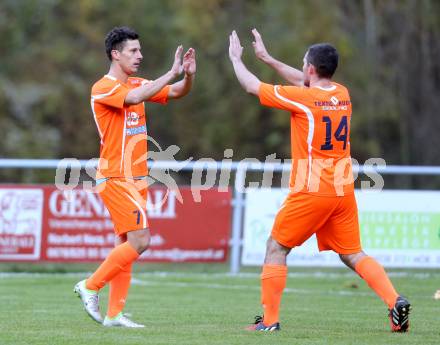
[1,270,440,280]
[0,272,88,279]
[137,271,440,280]
[130,278,375,298]
[1,272,438,299]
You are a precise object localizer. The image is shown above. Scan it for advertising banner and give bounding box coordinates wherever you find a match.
[242,188,440,268]
[0,187,44,260]
[0,185,231,263]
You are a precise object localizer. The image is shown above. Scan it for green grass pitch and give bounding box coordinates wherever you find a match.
[0,268,439,345]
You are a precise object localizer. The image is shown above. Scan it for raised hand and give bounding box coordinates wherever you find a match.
[170,45,184,77]
[183,48,196,76]
[251,28,270,62]
[229,30,243,62]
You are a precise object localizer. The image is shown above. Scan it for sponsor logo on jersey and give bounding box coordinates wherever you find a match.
[126,125,147,136]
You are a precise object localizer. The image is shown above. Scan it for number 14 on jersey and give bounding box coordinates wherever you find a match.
[320,115,348,150]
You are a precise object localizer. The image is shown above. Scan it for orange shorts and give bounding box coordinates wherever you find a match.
[98,178,149,235]
[271,192,361,254]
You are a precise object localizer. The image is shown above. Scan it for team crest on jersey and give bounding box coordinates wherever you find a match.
[127,112,140,126]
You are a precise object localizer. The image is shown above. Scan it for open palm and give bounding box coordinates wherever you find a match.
[183,48,196,76]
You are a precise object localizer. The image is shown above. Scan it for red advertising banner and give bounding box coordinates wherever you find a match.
[0,185,231,262]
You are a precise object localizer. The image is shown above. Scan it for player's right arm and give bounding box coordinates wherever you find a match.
[124,46,184,105]
[228,30,304,114]
[229,30,261,95]
[251,28,304,87]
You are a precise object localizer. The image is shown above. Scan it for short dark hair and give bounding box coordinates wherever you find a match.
[306,43,338,79]
[105,26,139,61]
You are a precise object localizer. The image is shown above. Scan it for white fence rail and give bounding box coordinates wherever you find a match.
[1,158,440,273]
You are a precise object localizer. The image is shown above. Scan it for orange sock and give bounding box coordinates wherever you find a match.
[261,264,287,325]
[86,242,139,291]
[107,263,132,318]
[355,256,398,308]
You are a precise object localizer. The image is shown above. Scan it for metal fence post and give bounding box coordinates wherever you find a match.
[229,165,246,275]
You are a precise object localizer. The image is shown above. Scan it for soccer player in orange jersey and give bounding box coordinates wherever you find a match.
[229,29,410,333]
[74,26,196,327]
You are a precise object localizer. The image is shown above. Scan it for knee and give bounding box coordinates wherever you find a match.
[265,238,279,256]
[339,251,366,270]
[128,229,151,253]
[137,233,150,253]
[264,237,290,264]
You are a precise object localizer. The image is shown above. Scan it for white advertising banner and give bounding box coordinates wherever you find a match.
[0,188,44,260]
[241,188,440,268]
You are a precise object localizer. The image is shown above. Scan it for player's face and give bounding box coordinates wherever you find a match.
[118,39,143,75]
[302,52,311,87]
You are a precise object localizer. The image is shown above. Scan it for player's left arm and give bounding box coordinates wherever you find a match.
[251,29,304,87]
[229,30,261,96]
[168,48,196,99]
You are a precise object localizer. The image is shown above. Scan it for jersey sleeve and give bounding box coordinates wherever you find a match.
[259,82,308,113]
[141,79,170,104]
[92,82,130,109]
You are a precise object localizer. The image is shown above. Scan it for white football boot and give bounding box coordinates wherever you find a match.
[103,313,145,328]
[73,279,103,324]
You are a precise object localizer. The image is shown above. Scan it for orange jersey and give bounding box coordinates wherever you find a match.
[91,75,169,179]
[259,82,354,196]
